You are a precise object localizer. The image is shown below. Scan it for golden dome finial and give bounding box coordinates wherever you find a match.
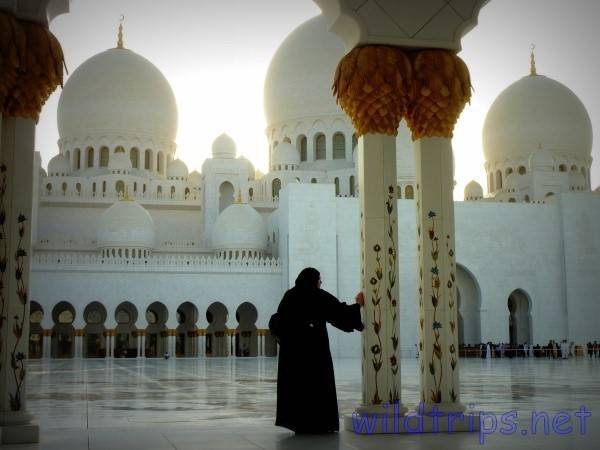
[530,43,537,76]
[117,15,125,49]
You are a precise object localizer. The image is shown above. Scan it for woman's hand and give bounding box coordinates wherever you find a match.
[355,291,365,307]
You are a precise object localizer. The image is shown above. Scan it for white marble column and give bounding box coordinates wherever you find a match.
[105,332,112,359]
[258,333,264,357]
[74,331,83,358]
[167,331,176,357]
[110,332,116,358]
[225,332,231,357]
[140,333,146,358]
[93,147,100,169]
[193,333,199,357]
[135,332,141,358]
[42,330,52,359]
[0,117,39,443]
[199,333,205,357]
[150,150,156,173]
[230,331,236,358]
[414,137,462,412]
[345,133,406,431]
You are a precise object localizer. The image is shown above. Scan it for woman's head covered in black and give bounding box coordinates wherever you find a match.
[295,267,321,289]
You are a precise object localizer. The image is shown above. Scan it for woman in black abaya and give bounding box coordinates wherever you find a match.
[269,267,364,433]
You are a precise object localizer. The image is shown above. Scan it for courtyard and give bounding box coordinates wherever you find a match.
[5,356,598,449]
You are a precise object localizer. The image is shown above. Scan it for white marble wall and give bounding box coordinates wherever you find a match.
[278,184,600,357]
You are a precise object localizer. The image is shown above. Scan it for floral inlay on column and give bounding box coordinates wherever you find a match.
[10,213,28,411]
[0,165,6,375]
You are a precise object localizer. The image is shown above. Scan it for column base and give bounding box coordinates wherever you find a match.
[344,402,479,434]
[0,424,39,444]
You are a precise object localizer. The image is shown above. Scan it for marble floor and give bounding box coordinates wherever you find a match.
[4,356,600,449]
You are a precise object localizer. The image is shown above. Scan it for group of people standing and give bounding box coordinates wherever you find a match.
[586,341,600,358]
[459,340,580,359]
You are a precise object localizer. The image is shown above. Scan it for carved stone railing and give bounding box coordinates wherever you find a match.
[39,189,201,204]
[32,251,282,273]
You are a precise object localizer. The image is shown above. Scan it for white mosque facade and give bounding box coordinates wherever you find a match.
[28,16,600,360]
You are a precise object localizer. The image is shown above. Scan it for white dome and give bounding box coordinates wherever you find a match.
[464,180,483,200]
[189,170,202,185]
[529,148,555,172]
[48,154,70,176]
[272,142,300,166]
[238,155,255,180]
[97,200,155,249]
[483,74,592,165]
[212,133,236,159]
[264,15,345,126]
[212,203,267,252]
[58,48,177,142]
[108,152,132,172]
[167,159,188,179]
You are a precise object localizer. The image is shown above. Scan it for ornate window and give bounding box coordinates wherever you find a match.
[315,134,326,160]
[333,133,345,159]
[298,135,307,162]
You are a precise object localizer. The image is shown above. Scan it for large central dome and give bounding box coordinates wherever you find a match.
[483,74,592,164]
[58,48,178,142]
[264,15,345,127]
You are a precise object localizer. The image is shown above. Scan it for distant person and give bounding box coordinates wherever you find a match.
[163,351,170,360]
[560,340,568,359]
[587,342,593,359]
[594,341,599,358]
[269,267,364,434]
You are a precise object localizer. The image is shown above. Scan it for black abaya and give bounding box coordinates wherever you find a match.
[269,286,363,433]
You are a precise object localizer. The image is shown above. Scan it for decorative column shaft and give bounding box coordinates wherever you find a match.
[0,117,38,443]
[356,134,404,415]
[415,137,461,410]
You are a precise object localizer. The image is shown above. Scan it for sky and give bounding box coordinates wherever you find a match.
[37,0,600,199]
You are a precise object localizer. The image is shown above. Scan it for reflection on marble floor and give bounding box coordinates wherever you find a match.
[16,357,600,449]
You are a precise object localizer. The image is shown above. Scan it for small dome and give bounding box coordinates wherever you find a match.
[97,200,155,249]
[58,48,177,142]
[212,133,236,159]
[167,159,188,179]
[483,74,592,166]
[238,155,255,180]
[529,148,555,172]
[272,142,300,167]
[108,152,132,172]
[464,180,483,200]
[212,203,267,252]
[189,170,202,185]
[48,154,71,176]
